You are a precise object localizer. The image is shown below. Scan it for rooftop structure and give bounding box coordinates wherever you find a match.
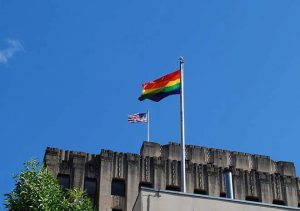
[133,188,300,211]
[44,141,300,211]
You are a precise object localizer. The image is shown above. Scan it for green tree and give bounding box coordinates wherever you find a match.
[63,188,93,211]
[4,160,93,211]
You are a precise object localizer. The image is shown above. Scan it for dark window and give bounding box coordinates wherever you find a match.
[57,174,70,190]
[139,182,153,189]
[112,209,122,211]
[194,189,208,195]
[84,178,97,206]
[220,192,226,198]
[246,196,259,202]
[273,199,285,205]
[111,179,126,197]
[166,185,180,191]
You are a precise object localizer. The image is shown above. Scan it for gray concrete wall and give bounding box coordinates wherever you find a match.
[133,188,300,211]
[44,141,300,211]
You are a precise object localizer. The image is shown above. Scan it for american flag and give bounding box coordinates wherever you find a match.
[128,113,148,123]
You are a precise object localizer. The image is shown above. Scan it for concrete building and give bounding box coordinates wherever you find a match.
[44,141,300,211]
[133,188,300,211]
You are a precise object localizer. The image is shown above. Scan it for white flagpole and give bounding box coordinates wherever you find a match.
[179,56,186,193]
[147,110,150,142]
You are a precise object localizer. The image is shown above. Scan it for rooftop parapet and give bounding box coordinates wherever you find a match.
[44,147,96,163]
[140,141,161,157]
[140,141,296,177]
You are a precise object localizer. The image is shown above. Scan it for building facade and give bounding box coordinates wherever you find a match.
[44,141,300,211]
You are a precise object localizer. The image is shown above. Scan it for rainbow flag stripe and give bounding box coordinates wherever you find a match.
[138,70,181,102]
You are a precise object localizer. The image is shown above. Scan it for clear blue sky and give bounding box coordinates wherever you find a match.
[1,0,300,208]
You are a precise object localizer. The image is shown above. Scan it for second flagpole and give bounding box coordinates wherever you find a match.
[180,56,186,193]
[147,110,150,142]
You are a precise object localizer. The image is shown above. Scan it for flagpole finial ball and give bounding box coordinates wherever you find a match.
[179,56,184,63]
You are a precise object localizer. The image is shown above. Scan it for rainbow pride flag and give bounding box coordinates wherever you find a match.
[138,70,181,102]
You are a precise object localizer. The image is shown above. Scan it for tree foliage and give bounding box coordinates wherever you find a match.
[4,160,93,211]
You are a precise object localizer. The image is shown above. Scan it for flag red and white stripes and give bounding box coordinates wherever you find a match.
[128,113,147,123]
